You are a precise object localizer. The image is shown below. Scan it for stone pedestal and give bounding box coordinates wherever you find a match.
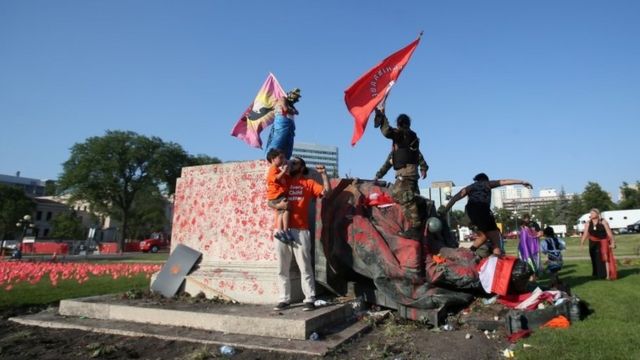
[171,160,302,303]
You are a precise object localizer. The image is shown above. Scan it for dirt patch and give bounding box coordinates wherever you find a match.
[0,295,511,359]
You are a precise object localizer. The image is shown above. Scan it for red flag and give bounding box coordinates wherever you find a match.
[344,36,421,146]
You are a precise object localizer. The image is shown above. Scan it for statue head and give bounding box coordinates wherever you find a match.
[286,88,301,104]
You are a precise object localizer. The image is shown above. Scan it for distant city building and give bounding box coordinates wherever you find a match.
[292,142,339,178]
[0,172,50,197]
[539,188,558,197]
[492,185,534,208]
[501,191,577,213]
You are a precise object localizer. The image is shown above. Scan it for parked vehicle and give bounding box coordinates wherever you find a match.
[627,220,640,233]
[504,231,519,239]
[139,232,169,253]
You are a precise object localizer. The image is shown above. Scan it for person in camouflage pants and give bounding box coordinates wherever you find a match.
[373,108,429,240]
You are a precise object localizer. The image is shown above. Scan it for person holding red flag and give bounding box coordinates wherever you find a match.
[373,107,429,240]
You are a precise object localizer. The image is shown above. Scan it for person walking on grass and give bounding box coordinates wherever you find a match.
[581,208,617,280]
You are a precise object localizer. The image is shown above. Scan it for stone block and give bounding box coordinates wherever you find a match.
[170,160,302,303]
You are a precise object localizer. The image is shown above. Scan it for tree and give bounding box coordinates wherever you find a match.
[50,211,85,240]
[114,185,169,241]
[58,130,200,252]
[44,180,57,196]
[533,203,554,228]
[189,154,222,167]
[618,181,640,209]
[553,188,572,227]
[448,209,468,229]
[0,184,35,240]
[492,207,513,232]
[581,182,614,212]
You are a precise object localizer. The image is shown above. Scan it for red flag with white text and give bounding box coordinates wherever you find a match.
[344,36,421,146]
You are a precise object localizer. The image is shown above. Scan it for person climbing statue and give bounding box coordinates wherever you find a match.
[373,106,429,240]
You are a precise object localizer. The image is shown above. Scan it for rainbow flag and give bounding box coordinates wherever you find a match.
[230,73,286,148]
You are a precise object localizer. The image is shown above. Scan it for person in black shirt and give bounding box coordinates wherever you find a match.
[443,173,532,258]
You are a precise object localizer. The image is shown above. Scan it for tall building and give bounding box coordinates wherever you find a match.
[0,172,49,197]
[292,142,339,178]
[491,185,534,209]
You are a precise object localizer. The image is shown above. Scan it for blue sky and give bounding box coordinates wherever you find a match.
[1,1,638,200]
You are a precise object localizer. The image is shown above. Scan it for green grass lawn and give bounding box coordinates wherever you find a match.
[514,258,640,359]
[2,243,639,359]
[88,252,169,263]
[503,233,640,258]
[0,274,151,312]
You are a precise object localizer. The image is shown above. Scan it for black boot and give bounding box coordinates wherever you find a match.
[398,227,423,240]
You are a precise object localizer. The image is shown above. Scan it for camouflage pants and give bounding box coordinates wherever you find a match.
[391,177,425,229]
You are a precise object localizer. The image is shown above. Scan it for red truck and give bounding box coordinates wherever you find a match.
[139,232,169,253]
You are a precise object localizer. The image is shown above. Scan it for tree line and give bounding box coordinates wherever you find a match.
[2,130,639,245]
[0,130,220,251]
[492,181,640,234]
[439,182,640,236]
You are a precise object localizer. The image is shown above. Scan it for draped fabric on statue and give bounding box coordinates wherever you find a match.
[518,227,540,274]
[264,114,295,159]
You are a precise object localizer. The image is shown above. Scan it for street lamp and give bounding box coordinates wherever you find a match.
[16,214,34,255]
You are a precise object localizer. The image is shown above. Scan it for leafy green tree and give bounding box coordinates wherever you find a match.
[553,188,572,227]
[0,184,35,240]
[581,182,614,212]
[50,211,85,239]
[114,185,169,240]
[448,209,468,229]
[567,195,587,234]
[58,130,201,251]
[618,181,640,209]
[493,207,513,232]
[533,203,554,228]
[189,154,222,167]
[44,180,57,196]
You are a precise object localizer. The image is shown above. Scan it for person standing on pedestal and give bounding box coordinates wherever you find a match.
[273,156,331,311]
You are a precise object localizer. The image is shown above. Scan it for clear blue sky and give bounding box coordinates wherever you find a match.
[1,1,638,200]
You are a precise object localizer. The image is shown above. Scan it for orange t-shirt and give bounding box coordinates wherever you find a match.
[266,165,287,200]
[287,176,325,230]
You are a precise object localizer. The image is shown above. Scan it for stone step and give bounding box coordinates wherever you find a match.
[10,307,370,357]
[58,295,355,340]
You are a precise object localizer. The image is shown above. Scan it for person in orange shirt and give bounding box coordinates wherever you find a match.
[273,156,331,312]
[266,148,292,243]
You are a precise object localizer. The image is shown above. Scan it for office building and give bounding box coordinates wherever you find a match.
[0,172,50,197]
[292,142,339,178]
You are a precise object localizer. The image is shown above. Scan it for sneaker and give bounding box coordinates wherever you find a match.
[285,229,295,243]
[274,231,289,244]
[273,302,290,311]
[302,302,315,311]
